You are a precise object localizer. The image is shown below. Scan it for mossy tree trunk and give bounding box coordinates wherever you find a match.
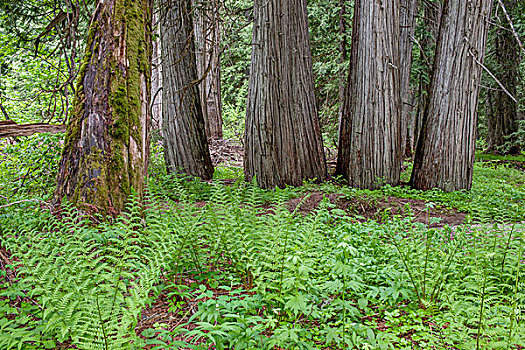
[485,0,520,155]
[335,0,403,189]
[160,0,214,180]
[244,0,327,189]
[410,0,493,192]
[54,0,152,216]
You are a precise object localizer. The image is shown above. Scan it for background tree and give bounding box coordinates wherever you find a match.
[410,0,493,191]
[160,0,214,180]
[244,0,327,189]
[54,0,152,215]
[400,0,419,157]
[194,0,223,140]
[412,0,442,153]
[336,0,403,189]
[485,0,521,155]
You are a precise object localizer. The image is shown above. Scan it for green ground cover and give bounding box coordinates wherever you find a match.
[0,138,524,349]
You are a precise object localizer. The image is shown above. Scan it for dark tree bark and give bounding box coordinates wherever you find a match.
[160,0,214,180]
[400,0,418,158]
[335,0,403,189]
[410,0,493,192]
[54,0,152,216]
[413,0,442,152]
[244,0,327,189]
[194,0,223,140]
[337,0,348,143]
[485,0,520,155]
[151,11,163,135]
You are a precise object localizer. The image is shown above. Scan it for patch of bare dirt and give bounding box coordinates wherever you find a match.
[287,192,466,227]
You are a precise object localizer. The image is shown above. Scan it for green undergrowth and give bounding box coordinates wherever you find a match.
[303,162,525,224]
[1,178,524,349]
[476,152,525,163]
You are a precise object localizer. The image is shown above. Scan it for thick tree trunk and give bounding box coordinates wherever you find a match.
[410,0,493,192]
[486,0,520,155]
[194,0,223,140]
[244,0,327,189]
[400,0,418,158]
[413,1,442,152]
[54,0,152,216]
[160,0,214,180]
[335,0,403,189]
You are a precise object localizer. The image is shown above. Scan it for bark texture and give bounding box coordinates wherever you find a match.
[400,0,418,157]
[160,0,214,180]
[413,1,442,152]
[485,0,520,154]
[410,0,493,192]
[244,0,327,189]
[194,0,223,140]
[151,12,163,134]
[335,0,403,189]
[54,0,152,215]
[337,0,348,143]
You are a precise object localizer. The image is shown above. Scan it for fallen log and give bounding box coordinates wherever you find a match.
[0,121,66,138]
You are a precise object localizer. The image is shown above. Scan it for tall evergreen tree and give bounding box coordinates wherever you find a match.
[411,0,493,191]
[400,0,419,157]
[160,0,214,180]
[336,0,403,189]
[244,0,327,189]
[485,0,521,155]
[194,0,223,140]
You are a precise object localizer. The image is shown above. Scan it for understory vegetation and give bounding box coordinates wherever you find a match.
[1,139,524,350]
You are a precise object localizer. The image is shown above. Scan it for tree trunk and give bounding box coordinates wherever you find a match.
[160,0,214,180]
[337,0,348,145]
[413,0,442,152]
[335,0,403,189]
[244,0,327,189]
[410,0,493,192]
[485,0,520,155]
[54,0,152,216]
[400,0,418,158]
[151,11,163,135]
[194,0,223,140]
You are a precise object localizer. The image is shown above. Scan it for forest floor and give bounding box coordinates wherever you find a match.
[1,140,525,349]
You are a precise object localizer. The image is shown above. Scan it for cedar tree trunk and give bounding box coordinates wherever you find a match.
[400,0,418,158]
[413,0,442,152]
[54,0,152,216]
[194,0,223,140]
[410,0,493,192]
[244,0,327,189]
[486,0,520,155]
[151,11,163,134]
[160,0,214,180]
[335,0,403,189]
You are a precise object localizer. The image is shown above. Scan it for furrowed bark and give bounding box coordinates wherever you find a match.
[194,0,223,140]
[486,0,520,155]
[336,0,403,189]
[160,0,214,180]
[410,0,493,192]
[54,0,152,216]
[244,0,327,189]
